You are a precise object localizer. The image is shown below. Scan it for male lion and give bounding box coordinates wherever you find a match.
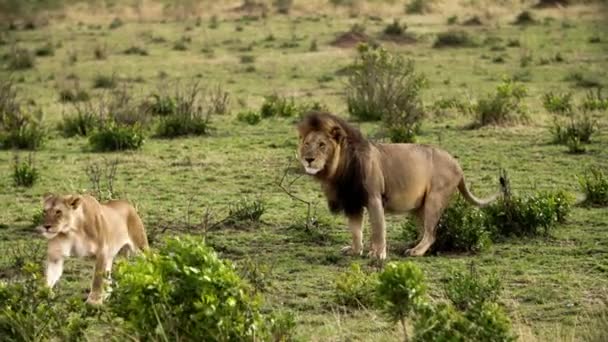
[38,193,148,304]
[297,112,502,259]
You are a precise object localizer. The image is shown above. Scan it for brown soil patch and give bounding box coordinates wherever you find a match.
[379,33,417,44]
[330,31,370,48]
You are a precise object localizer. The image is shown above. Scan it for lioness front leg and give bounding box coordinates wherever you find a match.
[341,212,363,256]
[46,256,64,288]
[87,253,109,305]
[367,197,386,260]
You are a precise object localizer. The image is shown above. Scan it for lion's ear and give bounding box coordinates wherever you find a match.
[65,195,82,210]
[42,193,55,203]
[330,126,345,143]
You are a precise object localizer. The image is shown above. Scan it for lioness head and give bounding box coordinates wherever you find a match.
[38,194,82,239]
[297,112,345,176]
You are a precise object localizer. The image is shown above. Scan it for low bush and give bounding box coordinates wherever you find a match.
[0,79,46,150]
[123,46,148,56]
[401,197,490,254]
[383,19,407,36]
[7,47,35,70]
[89,122,144,151]
[581,88,608,112]
[433,30,476,48]
[260,94,298,118]
[578,167,608,207]
[58,106,99,137]
[405,0,433,14]
[551,112,597,146]
[472,78,527,127]
[58,86,90,103]
[512,10,536,25]
[153,81,212,138]
[237,110,261,125]
[237,258,273,293]
[156,112,209,138]
[109,236,284,341]
[334,263,378,309]
[93,74,117,89]
[543,91,573,115]
[12,154,39,187]
[34,43,54,57]
[223,199,266,229]
[444,267,501,312]
[565,69,603,89]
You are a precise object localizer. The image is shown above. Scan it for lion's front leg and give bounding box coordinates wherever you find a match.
[341,212,363,256]
[367,197,386,260]
[87,253,109,305]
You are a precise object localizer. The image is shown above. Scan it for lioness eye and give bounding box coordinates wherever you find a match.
[55,210,62,216]
[319,142,326,148]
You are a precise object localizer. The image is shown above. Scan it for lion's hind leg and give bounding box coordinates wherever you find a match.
[406,193,449,257]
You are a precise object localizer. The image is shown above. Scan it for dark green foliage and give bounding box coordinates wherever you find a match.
[147,94,176,116]
[109,17,123,29]
[274,0,293,14]
[433,30,476,48]
[110,236,282,341]
[123,46,148,56]
[405,0,433,14]
[581,88,608,112]
[7,47,35,70]
[237,110,261,125]
[578,167,608,207]
[156,113,209,138]
[484,190,573,238]
[334,263,378,309]
[401,197,490,254]
[58,103,100,137]
[223,199,266,229]
[444,267,501,312]
[565,70,603,88]
[512,10,536,25]
[173,40,188,51]
[58,87,90,103]
[472,78,527,127]
[0,79,46,150]
[543,91,573,114]
[34,42,54,57]
[93,74,117,89]
[260,94,298,118]
[387,125,419,143]
[0,120,46,150]
[89,123,144,151]
[240,55,256,63]
[12,154,38,187]
[154,81,212,138]
[345,43,426,144]
[237,258,273,293]
[551,112,597,146]
[383,19,407,36]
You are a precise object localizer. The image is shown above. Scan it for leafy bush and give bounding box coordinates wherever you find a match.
[108,17,123,29]
[7,47,35,70]
[405,0,433,14]
[93,74,117,89]
[543,91,573,115]
[565,69,603,89]
[334,263,378,309]
[387,125,419,143]
[58,86,90,103]
[403,197,491,254]
[240,55,256,64]
[34,42,54,57]
[472,78,527,127]
[110,236,283,341]
[484,190,573,238]
[223,199,266,229]
[551,112,597,146]
[260,94,298,118]
[578,167,608,207]
[237,258,273,293]
[345,44,426,137]
[273,0,293,14]
[12,154,38,187]
[89,122,144,151]
[58,103,100,137]
[376,262,426,340]
[433,30,476,48]
[0,79,46,150]
[124,45,148,56]
[156,112,209,138]
[237,110,261,125]
[581,88,608,111]
[444,267,501,312]
[383,19,407,36]
[512,10,536,25]
[154,81,212,138]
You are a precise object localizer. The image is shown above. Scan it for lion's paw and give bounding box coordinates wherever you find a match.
[340,245,363,256]
[86,293,103,306]
[368,246,387,260]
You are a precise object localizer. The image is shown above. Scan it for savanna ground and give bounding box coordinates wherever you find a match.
[1,0,607,340]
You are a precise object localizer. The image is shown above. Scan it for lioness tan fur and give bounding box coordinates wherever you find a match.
[38,193,148,304]
[297,112,501,259]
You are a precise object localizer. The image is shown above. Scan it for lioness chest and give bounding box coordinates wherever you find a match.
[51,232,98,258]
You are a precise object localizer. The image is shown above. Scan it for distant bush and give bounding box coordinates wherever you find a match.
[334,263,378,309]
[260,94,298,118]
[223,199,266,229]
[401,197,490,254]
[345,43,426,142]
[543,91,573,115]
[89,122,144,151]
[154,81,212,138]
[58,102,100,137]
[237,110,261,125]
[581,88,608,112]
[108,17,123,29]
[433,30,476,48]
[156,112,209,138]
[484,189,573,238]
[93,43,108,60]
[173,40,188,51]
[240,55,256,64]
[565,69,603,89]
[383,19,407,36]
[123,45,148,56]
[12,154,38,187]
[273,0,293,14]
[237,258,273,293]
[551,112,597,149]
[405,0,433,14]
[110,236,284,341]
[0,79,46,150]
[472,78,527,127]
[512,10,537,25]
[34,43,54,57]
[58,84,90,103]
[578,167,608,207]
[93,74,117,89]
[444,267,501,312]
[7,47,35,70]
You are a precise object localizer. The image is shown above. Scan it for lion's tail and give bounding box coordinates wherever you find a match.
[457,176,505,208]
[127,208,149,251]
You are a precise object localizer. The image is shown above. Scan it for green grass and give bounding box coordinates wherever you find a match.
[0,3,607,340]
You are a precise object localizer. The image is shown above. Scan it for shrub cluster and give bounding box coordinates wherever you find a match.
[334,263,378,309]
[471,78,527,127]
[260,94,298,118]
[578,167,608,207]
[0,79,46,150]
[12,154,39,187]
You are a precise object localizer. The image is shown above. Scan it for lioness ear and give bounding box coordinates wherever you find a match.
[42,193,55,203]
[330,126,345,143]
[65,195,82,210]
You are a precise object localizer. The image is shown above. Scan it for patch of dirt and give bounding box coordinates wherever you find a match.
[462,16,483,26]
[379,33,417,44]
[330,31,370,48]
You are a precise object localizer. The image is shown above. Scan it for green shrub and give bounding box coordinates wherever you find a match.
[110,236,282,341]
[565,69,603,88]
[543,91,573,114]
[109,17,123,29]
[578,167,608,207]
[376,262,426,340]
[274,0,293,14]
[237,110,261,125]
[156,112,209,138]
[444,267,501,312]
[7,47,35,70]
[154,81,211,138]
[147,93,176,116]
[405,0,433,14]
[58,104,100,137]
[58,86,90,103]
[433,30,476,48]
[237,258,273,293]
[345,44,426,137]
[223,199,266,229]
[484,190,573,238]
[581,88,608,112]
[89,123,144,151]
[260,94,298,118]
[0,81,46,150]
[123,45,148,56]
[551,112,597,145]
[387,125,419,143]
[472,78,527,127]
[240,55,256,64]
[12,154,39,187]
[383,19,407,36]
[401,197,490,254]
[173,40,188,51]
[334,263,378,309]
[93,74,117,89]
[34,43,54,57]
[512,10,536,25]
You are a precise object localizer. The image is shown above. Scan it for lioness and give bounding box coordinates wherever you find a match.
[38,193,148,304]
[297,112,502,259]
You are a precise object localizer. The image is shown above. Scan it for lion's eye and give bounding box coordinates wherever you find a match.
[55,210,62,216]
[319,142,326,148]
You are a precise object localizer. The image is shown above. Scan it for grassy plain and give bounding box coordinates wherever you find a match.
[1,1,607,340]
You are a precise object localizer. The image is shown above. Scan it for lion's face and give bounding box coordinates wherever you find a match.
[298,131,337,175]
[38,195,82,239]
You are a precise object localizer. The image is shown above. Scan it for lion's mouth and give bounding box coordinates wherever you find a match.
[304,166,321,175]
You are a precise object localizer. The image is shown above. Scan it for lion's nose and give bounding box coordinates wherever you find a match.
[305,158,314,164]
[43,224,52,230]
